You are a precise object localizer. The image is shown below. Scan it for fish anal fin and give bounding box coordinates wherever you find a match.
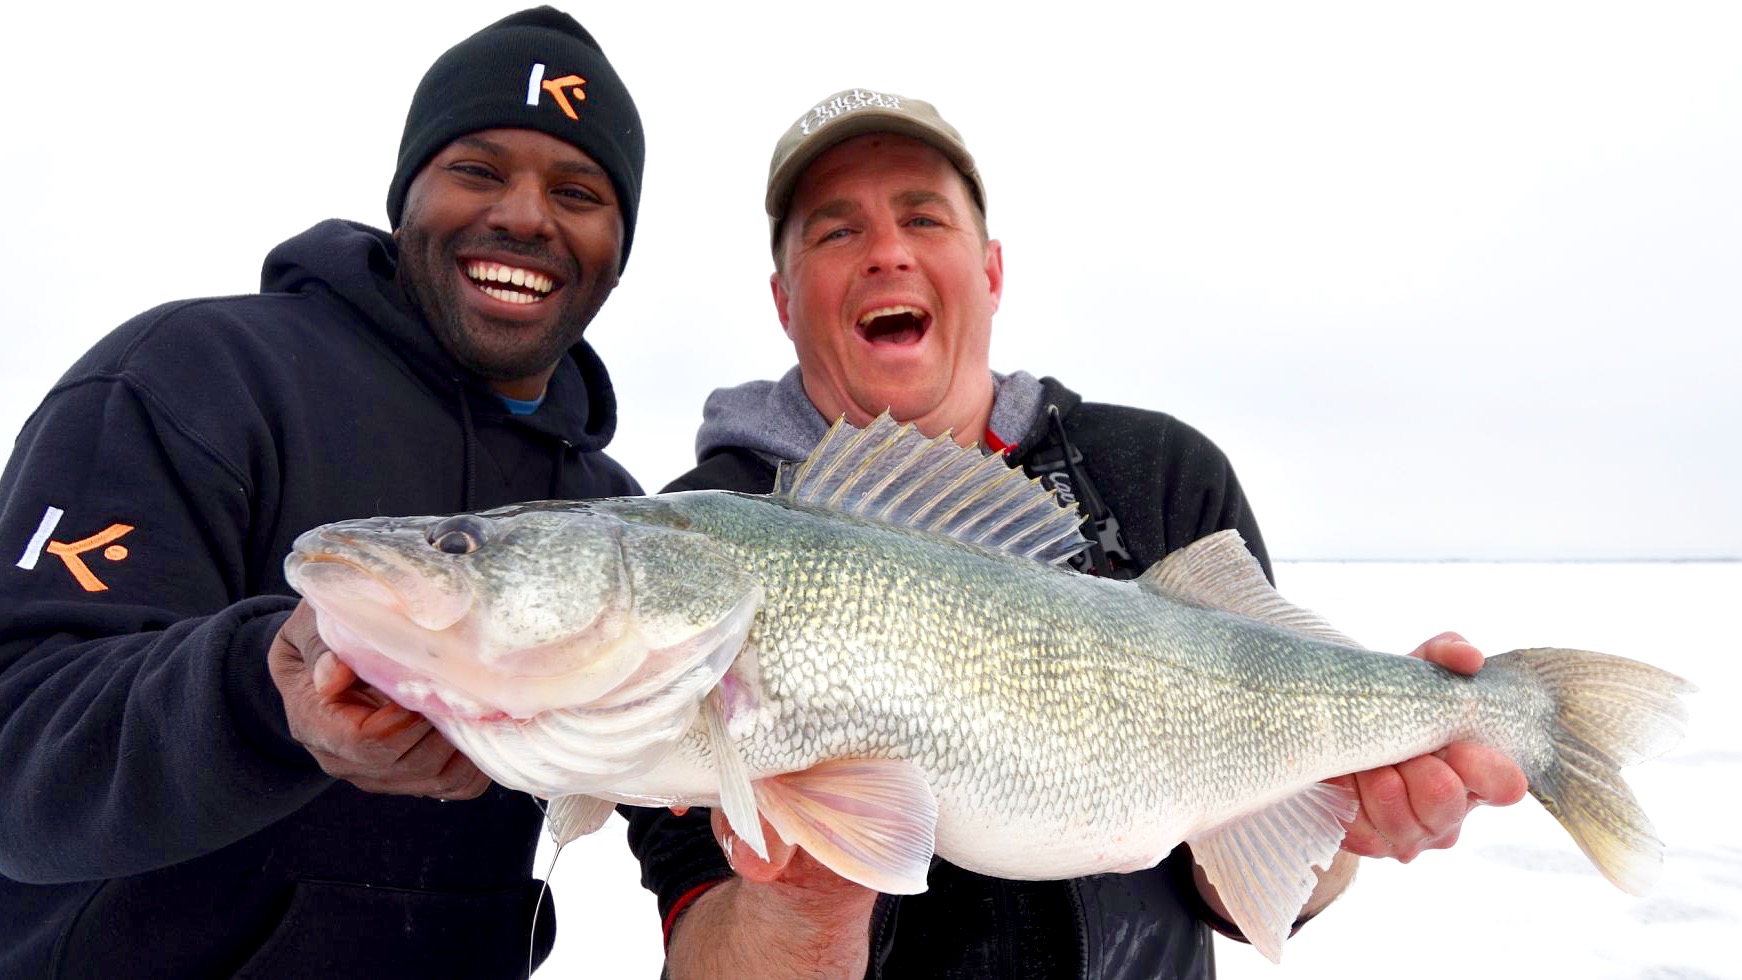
[1141,530,1363,647]
[753,757,938,895]
[1186,781,1358,963]
[545,794,617,846]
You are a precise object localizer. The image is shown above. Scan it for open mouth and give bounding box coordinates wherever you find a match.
[464,260,559,306]
[857,305,930,345]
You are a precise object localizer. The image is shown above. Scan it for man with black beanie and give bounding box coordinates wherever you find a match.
[0,8,648,977]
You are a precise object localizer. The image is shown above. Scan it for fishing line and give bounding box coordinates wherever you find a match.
[528,797,566,979]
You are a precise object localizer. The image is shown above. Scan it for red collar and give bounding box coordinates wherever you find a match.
[983,427,1017,455]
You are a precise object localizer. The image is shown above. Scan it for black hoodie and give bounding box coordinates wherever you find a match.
[0,219,640,978]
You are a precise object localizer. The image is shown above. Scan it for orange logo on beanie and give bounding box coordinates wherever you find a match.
[524,63,588,121]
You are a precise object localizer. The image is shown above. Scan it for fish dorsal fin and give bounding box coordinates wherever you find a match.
[778,412,1088,566]
[1138,529,1362,646]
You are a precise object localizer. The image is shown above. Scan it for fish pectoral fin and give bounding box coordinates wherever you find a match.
[717,638,765,742]
[752,758,938,895]
[545,794,618,846]
[704,686,767,859]
[1139,529,1363,646]
[1186,781,1359,963]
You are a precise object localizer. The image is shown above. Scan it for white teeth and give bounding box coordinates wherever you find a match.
[859,305,924,326]
[479,285,539,305]
[465,261,556,296]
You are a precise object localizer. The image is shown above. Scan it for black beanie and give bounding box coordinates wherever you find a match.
[385,6,645,271]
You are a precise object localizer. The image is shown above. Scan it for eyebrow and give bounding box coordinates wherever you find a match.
[893,188,956,214]
[449,135,609,179]
[797,189,961,240]
[798,199,863,240]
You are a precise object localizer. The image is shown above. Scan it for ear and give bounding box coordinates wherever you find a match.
[771,271,794,339]
[983,239,1005,316]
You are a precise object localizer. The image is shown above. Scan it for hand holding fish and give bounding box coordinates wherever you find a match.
[712,807,800,884]
[1332,633,1531,862]
[662,810,876,978]
[267,600,491,800]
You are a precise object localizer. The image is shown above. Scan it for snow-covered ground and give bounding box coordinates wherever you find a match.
[534,562,1738,978]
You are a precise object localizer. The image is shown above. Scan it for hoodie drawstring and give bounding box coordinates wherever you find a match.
[456,384,479,511]
[1040,404,1135,579]
[549,442,568,499]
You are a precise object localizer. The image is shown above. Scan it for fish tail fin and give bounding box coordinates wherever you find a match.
[1492,648,1694,894]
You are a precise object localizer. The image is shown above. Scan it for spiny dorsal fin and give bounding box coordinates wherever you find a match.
[778,412,1088,566]
[1139,529,1362,646]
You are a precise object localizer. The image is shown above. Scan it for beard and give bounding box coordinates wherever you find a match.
[396,225,603,387]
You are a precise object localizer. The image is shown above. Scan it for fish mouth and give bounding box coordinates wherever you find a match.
[856,305,930,346]
[286,543,473,633]
[287,550,498,718]
[285,552,411,621]
[461,257,564,307]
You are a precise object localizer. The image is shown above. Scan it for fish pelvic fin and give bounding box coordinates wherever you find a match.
[1494,648,1695,895]
[752,758,938,895]
[1139,529,1363,646]
[1186,781,1359,964]
[545,794,617,845]
[777,412,1089,566]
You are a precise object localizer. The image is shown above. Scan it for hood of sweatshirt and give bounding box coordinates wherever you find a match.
[694,366,1048,467]
[259,219,622,454]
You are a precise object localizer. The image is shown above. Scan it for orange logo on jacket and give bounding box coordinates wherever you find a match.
[525,63,588,121]
[15,506,134,592]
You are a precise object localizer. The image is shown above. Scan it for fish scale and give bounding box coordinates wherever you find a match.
[654,490,1475,858]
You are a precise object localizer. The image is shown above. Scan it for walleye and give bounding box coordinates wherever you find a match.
[284,414,1692,961]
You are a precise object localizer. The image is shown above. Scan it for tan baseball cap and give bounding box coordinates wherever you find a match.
[765,88,985,247]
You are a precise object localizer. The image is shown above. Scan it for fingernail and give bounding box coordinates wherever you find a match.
[312,652,336,691]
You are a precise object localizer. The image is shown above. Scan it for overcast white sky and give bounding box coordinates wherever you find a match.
[3,1,1736,560]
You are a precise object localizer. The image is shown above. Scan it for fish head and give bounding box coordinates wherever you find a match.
[284,501,759,724]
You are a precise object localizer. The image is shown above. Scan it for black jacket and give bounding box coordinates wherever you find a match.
[0,219,640,978]
[626,377,1269,979]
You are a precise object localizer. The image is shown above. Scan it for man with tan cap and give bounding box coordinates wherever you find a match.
[626,87,1527,978]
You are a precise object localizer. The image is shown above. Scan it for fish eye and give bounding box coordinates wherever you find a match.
[428,515,490,555]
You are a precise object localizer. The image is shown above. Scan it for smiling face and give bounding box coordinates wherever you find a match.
[773,134,1003,444]
[396,128,624,400]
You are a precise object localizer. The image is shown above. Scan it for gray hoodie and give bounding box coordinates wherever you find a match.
[695,365,1048,467]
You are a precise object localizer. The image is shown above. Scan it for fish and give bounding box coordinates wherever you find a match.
[283,413,1693,961]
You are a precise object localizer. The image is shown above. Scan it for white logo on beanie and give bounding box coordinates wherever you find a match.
[798,89,906,136]
[526,63,547,106]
